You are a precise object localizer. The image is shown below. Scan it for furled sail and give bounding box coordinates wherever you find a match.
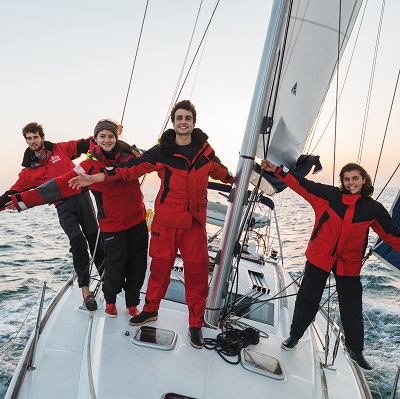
[372,190,400,273]
[257,0,362,170]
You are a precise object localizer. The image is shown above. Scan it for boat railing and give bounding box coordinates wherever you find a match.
[27,282,47,370]
[5,275,75,399]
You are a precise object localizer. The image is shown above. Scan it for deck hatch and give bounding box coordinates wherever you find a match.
[131,326,177,351]
[241,348,285,380]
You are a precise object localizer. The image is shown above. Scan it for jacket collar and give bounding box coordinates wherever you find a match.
[21,141,55,167]
[159,128,209,156]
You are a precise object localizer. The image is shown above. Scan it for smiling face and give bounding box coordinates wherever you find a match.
[173,108,194,137]
[95,130,117,152]
[342,170,366,194]
[25,132,45,155]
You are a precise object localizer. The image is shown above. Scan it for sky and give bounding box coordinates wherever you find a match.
[0,0,399,196]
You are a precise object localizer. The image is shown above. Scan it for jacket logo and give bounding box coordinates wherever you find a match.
[49,155,61,164]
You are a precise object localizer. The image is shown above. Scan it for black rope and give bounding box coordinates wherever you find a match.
[204,325,260,365]
[373,68,400,186]
[307,0,369,156]
[375,163,400,201]
[357,0,386,164]
[332,0,342,186]
[120,0,150,125]
[159,0,205,136]
[159,0,221,135]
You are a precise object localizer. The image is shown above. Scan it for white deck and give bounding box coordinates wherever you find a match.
[6,254,370,399]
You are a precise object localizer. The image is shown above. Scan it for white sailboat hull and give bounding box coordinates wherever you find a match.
[5,251,371,399]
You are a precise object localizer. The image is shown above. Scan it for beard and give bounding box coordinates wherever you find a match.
[30,140,44,152]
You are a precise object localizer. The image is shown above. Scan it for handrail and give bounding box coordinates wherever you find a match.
[6,276,75,399]
[390,365,400,399]
[27,282,47,370]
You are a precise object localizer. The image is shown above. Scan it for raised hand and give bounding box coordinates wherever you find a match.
[261,159,278,173]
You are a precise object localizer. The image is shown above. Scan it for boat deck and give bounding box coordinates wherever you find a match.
[8,259,369,399]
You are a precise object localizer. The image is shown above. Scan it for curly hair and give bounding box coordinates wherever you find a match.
[22,122,44,139]
[170,100,197,125]
[339,163,373,192]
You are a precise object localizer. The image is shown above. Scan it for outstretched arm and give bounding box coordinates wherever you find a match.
[69,172,105,189]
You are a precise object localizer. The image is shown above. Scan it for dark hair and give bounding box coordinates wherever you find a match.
[22,122,44,139]
[339,163,373,192]
[170,100,197,124]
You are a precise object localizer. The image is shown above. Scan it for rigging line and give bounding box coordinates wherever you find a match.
[159,0,205,136]
[373,68,400,186]
[0,289,42,366]
[262,0,295,160]
[159,0,221,136]
[189,16,210,100]
[375,162,400,201]
[357,0,386,165]
[306,0,369,155]
[120,0,150,125]
[332,0,342,186]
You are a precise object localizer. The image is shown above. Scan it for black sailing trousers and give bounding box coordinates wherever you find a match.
[56,192,105,287]
[290,261,364,353]
[102,220,148,308]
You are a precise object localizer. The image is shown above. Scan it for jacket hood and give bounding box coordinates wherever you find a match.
[159,128,209,156]
[21,141,55,167]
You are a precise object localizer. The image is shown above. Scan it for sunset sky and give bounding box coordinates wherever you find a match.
[1,0,399,196]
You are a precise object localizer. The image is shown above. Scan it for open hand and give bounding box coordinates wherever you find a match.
[68,172,105,189]
[5,200,17,210]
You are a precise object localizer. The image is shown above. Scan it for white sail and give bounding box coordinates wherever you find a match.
[257,0,362,168]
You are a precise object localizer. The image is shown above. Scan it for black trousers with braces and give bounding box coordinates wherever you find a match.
[290,260,364,352]
[102,220,148,308]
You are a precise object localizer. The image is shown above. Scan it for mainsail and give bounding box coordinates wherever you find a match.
[256,0,362,170]
[207,0,363,323]
[373,190,400,272]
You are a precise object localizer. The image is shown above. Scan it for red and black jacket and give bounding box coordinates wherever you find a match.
[0,139,90,209]
[11,140,146,233]
[275,166,400,276]
[103,128,233,229]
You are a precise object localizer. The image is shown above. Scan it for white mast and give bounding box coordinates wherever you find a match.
[206,0,290,326]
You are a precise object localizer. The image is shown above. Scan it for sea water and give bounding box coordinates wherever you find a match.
[0,190,399,399]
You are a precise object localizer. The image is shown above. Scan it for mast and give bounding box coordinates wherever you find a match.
[205,0,290,327]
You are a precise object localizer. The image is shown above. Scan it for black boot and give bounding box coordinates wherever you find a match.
[281,336,299,351]
[347,349,372,370]
[188,327,204,349]
[129,311,158,326]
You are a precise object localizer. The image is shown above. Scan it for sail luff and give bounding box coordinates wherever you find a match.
[258,0,363,171]
[205,0,291,327]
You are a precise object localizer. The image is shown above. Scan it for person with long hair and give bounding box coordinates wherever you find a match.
[8,120,148,318]
[261,159,400,370]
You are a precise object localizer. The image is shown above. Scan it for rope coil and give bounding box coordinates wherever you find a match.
[204,326,260,365]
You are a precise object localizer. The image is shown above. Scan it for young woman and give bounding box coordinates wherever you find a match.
[10,119,148,318]
[261,159,400,370]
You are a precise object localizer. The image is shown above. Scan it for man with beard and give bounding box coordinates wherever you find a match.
[0,122,105,311]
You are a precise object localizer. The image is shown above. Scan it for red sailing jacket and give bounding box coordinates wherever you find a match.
[0,139,91,209]
[12,141,146,233]
[275,166,400,276]
[103,128,233,229]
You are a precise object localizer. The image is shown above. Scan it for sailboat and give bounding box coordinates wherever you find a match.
[3,0,400,398]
